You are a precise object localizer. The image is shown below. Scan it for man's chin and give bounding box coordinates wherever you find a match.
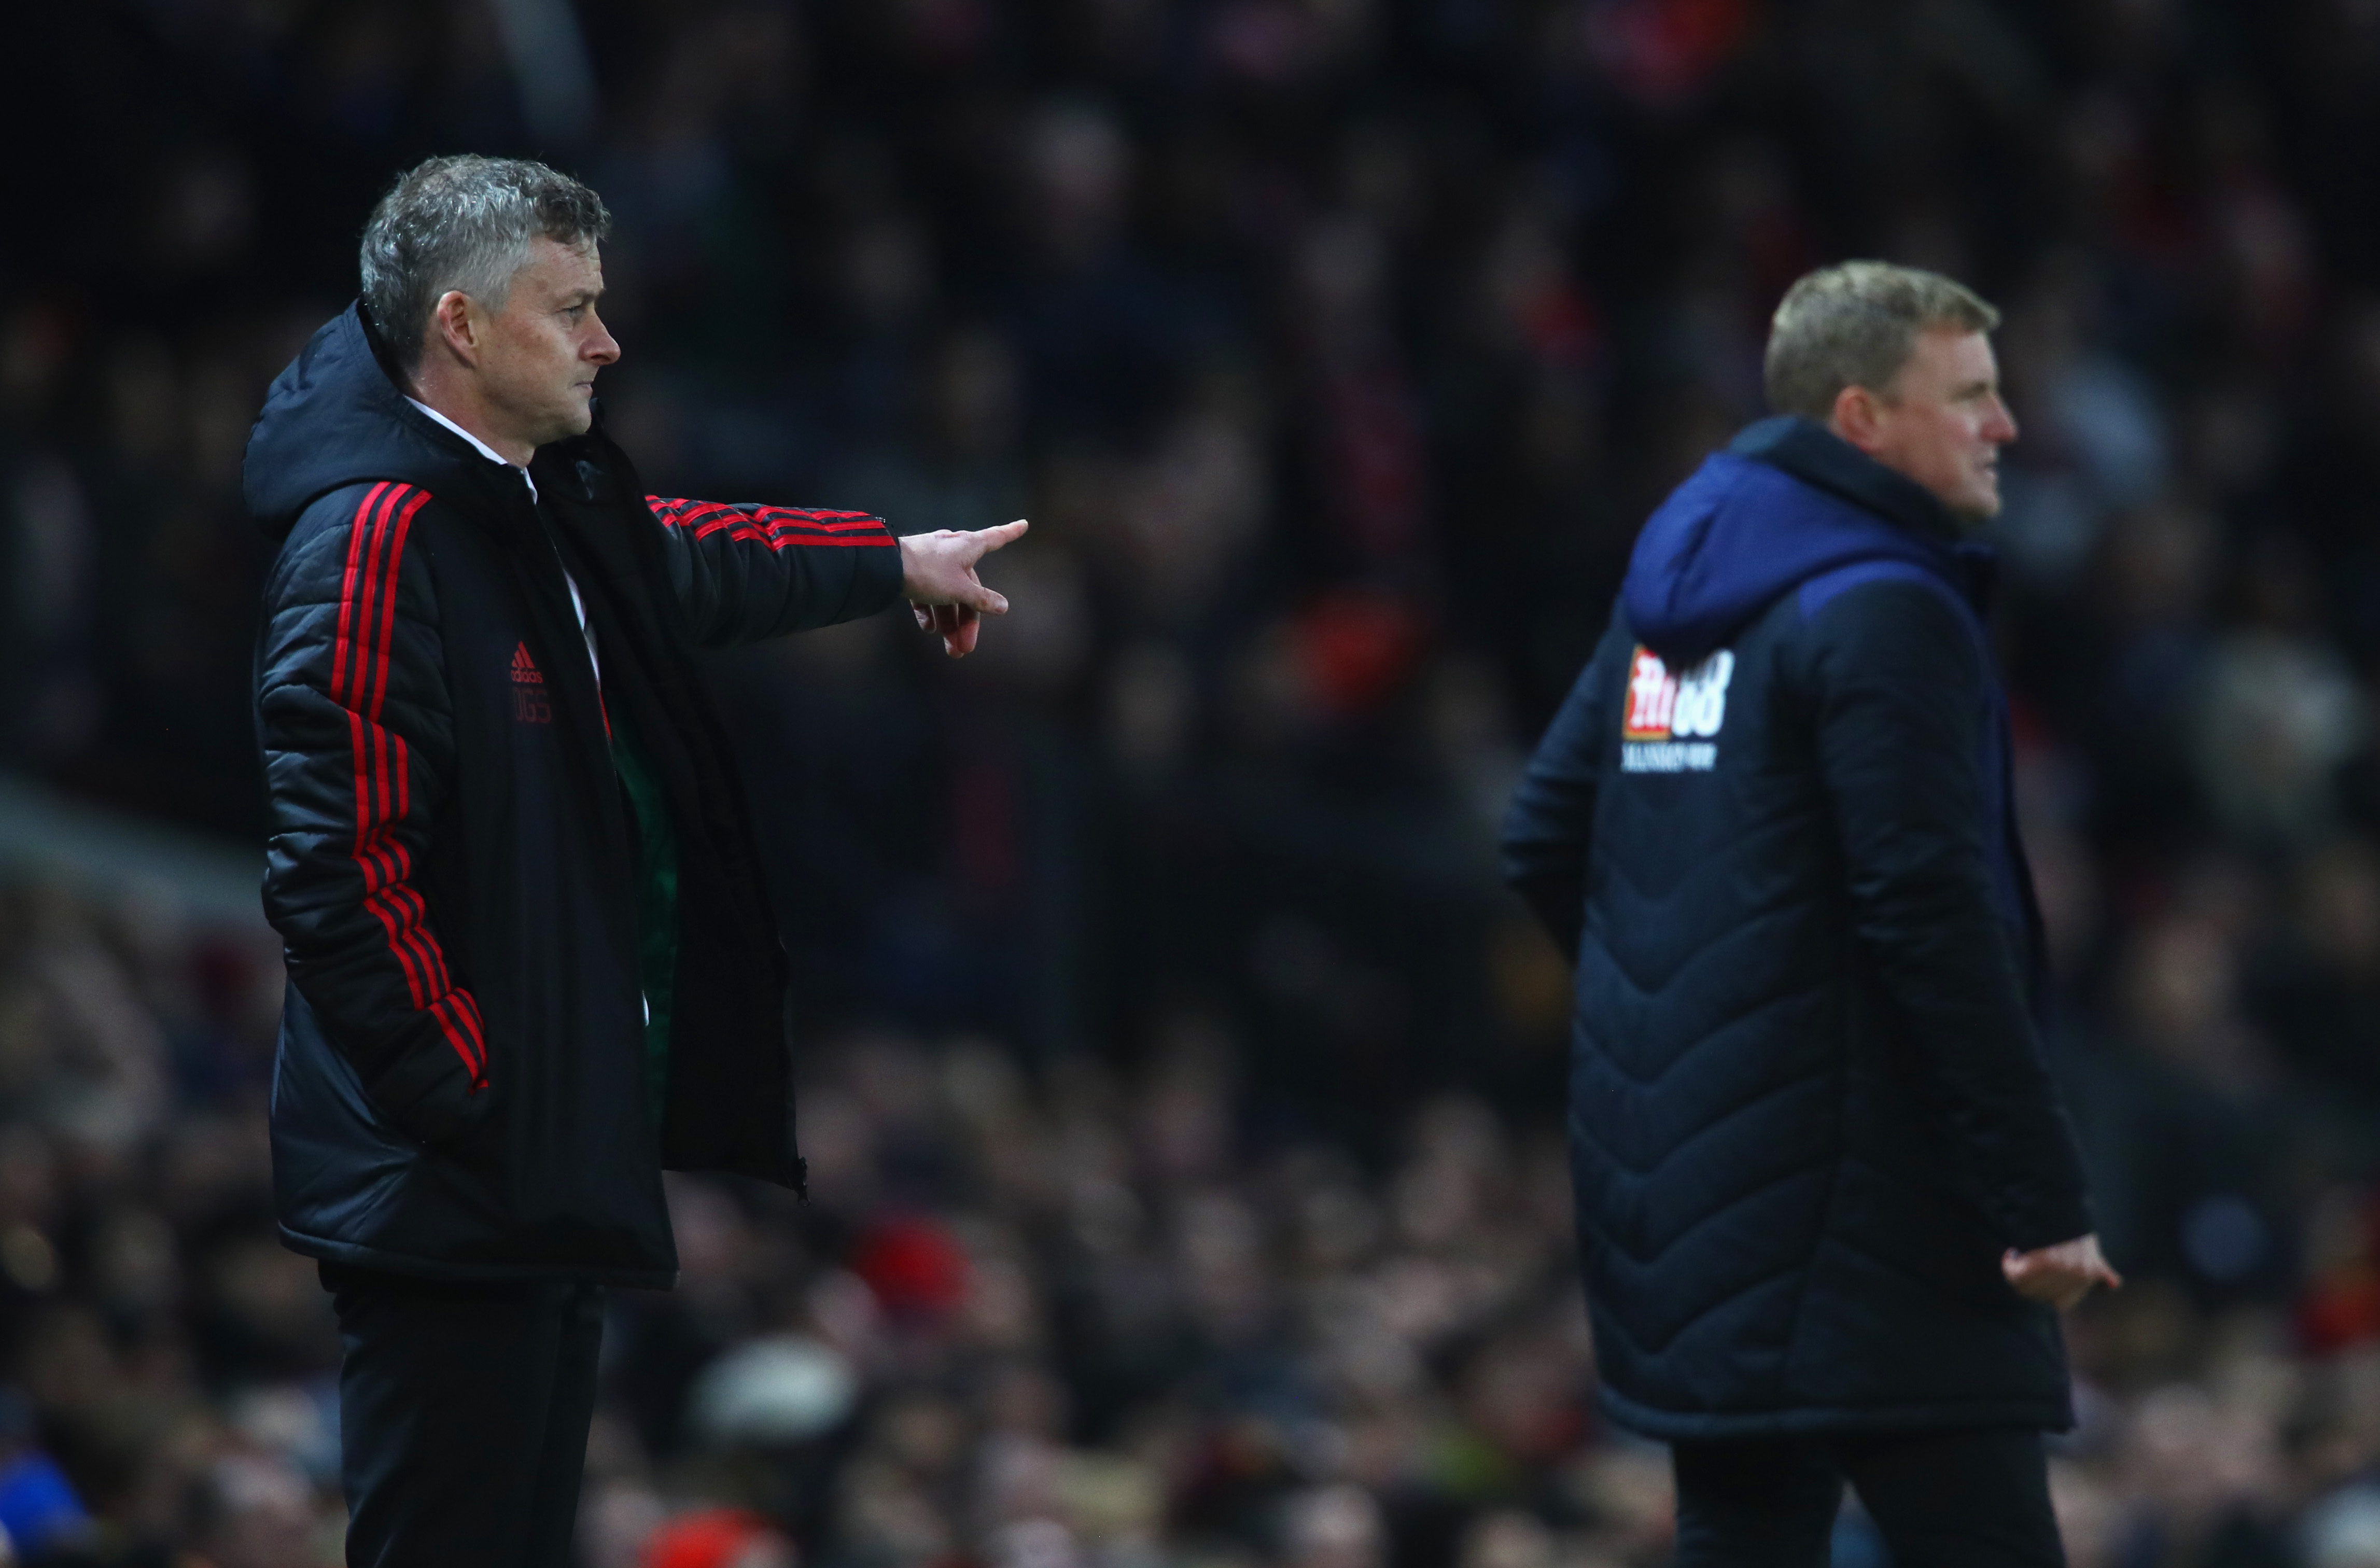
[1949,489,2001,530]
[533,403,596,450]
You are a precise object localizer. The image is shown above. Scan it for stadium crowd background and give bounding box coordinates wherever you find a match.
[8,0,2380,1563]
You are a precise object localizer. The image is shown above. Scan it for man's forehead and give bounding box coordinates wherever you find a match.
[1913,324,1995,376]
[522,235,604,290]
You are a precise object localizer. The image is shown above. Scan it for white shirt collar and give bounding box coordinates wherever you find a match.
[405,397,537,503]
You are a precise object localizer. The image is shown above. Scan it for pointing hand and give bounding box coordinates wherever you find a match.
[899,519,1028,659]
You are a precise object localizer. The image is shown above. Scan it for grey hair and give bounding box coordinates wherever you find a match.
[1762,260,2001,421]
[359,155,611,374]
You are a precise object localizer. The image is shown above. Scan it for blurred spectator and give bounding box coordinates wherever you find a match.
[0,1388,86,1561]
[645,1509,795,1568]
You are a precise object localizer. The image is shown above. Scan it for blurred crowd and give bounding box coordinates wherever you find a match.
[11,0,2380,1562]
[17,876,2380,1568]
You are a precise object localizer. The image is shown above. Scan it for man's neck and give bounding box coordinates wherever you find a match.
[1732,417,1958,542]
[405,368,535,466]
[1820,418,1984,535]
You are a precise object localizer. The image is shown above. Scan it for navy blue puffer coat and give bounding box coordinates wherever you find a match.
[1502,418,2094,1440]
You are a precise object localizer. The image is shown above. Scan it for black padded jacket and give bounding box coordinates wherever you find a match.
[1502,419,2094,1439]
[248,304,903,1285]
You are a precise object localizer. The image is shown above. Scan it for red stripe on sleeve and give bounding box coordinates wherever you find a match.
[379,885,447,1007]
[385,885,447,992]
[330,483,485,1090]
[451,992,487,1071]
[369,489,432,722]
[332,482,391,705]
[753,507,884,530]
[345,709,374,885]
[362,889,429,1010]
[649,496,897,548]
[427,997,483,1078]
[357,486,412,888]
[689,517,895,550]
[360,488,413,888]
[345,485,402,877]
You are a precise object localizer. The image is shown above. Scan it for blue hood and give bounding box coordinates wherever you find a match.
[1620,417,1969,665]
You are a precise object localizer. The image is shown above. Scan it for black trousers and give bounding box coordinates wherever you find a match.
[1672,1427,2065,1567]
[320,1262,606,1568]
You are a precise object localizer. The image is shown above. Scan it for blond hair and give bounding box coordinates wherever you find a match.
[1762,261,2001,421]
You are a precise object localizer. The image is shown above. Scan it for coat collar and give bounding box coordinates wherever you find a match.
[1727,416,1964,547]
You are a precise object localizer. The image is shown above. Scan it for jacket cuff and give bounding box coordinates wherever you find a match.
[1509,878,1585,962]
[1997,1184,2094,1255]
[847,531,906,621]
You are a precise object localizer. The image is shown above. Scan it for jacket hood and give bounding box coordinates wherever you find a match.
[1620,416,1968,665]
[243,303,510,542]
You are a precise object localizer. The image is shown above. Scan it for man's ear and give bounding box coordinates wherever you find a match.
[1829,383,1886,454]
[428,291,480,369]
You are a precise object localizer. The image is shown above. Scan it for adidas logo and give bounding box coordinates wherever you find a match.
[511,641,553,724]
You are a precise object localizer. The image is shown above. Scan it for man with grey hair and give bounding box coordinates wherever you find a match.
[245,155,1023,1565]
[1503,260,2117,1565]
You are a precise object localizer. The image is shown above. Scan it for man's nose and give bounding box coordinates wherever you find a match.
[585,321,621,365]
[1984,396,2018,444]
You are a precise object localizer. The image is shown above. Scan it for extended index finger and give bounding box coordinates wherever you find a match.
[965,519,1029,556]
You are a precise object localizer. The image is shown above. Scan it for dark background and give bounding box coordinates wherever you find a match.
[5,1,2380,1564]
